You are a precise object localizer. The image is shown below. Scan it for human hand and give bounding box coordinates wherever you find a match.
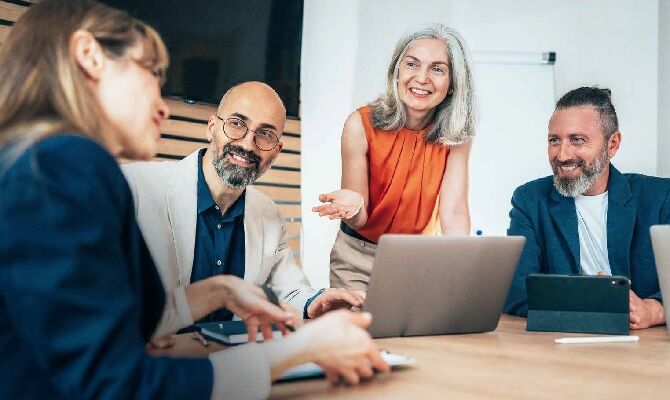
[594,272,666,329]
[146,334,175,350]
[312,189,364,220]
[218,276,298,341]
[300,310,390,385]
[307,288,366,318]
[629,290,665,329]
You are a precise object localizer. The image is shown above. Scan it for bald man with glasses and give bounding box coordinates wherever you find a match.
[122,82,363,344]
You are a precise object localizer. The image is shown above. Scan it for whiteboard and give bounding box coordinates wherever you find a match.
[468,62,555,236]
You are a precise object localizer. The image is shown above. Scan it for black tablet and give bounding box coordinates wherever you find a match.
[526,274,630,335]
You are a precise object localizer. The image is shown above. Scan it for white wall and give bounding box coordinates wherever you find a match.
[301,0,661,286]
[300,1,362,287]
[448,0,658,176]
[660,0,670,177]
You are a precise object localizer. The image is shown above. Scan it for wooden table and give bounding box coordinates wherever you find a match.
[157,316,670,399]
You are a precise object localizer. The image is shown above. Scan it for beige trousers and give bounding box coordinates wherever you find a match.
[329,230,377,291]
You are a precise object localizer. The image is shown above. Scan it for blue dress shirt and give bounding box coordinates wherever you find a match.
[191,149,246,322]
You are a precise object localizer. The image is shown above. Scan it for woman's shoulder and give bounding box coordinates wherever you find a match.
[342,109,367,144]
[34,133,114,164]
[3,133,125,196]
[356,104,372,116]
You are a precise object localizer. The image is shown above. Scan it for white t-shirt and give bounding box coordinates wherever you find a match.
[575,192,612,275]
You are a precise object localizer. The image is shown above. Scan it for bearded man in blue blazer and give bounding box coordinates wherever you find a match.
[504,87,670,329]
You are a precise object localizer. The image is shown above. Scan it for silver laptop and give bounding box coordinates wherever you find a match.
[650,225,670,334]
[363,234,525,338]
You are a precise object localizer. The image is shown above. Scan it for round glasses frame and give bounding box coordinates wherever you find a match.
[216,115,280,151]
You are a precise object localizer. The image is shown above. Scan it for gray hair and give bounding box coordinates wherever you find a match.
[370,23,477,145]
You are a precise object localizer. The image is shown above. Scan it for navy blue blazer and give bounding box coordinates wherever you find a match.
[0,135,212,399]
[504,165,670,317]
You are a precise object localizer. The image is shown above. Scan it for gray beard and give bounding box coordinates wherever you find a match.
[213,160,260,189]
[552,150,609,197]
[211,144,262,189]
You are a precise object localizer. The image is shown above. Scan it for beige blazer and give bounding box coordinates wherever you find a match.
[121,150,315,335]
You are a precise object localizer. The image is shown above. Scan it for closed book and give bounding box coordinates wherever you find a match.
[197,320,282,345]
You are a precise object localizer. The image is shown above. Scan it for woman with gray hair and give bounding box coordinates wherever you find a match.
[313,23,478,291]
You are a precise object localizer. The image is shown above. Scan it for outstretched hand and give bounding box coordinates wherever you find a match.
[307,288,366,318]
[312,189,364,220]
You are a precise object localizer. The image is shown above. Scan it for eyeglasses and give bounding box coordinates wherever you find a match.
[216,116,280,151]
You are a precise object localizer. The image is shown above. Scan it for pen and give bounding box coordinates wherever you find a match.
[555,335,639,344]
[261,284,296,332]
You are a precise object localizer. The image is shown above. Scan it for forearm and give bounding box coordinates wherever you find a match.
[343,206,368,230]
[209,343,273,400]
[263,334,313,380]
[440,207,470,236]
[185,276,229,322]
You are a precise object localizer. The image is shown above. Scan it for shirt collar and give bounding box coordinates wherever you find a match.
[197,149,246,219]
[197,149,215,214]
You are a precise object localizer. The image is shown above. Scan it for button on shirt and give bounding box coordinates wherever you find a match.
[191,149,246,322]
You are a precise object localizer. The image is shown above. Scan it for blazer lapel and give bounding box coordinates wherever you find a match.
[166,152,200,286]
[549,188,580,273]
[606,166,635,277]
[244,188,264,283]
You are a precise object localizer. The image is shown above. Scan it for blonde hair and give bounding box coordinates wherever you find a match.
[370,23,477,145]
[0,0,168,165]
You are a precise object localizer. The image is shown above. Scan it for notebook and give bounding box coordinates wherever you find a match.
[197,320,282,345]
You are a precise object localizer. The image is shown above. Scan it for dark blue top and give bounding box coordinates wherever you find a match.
[0,135,212,399]
[191,149,246,322]
[504,165,670,317]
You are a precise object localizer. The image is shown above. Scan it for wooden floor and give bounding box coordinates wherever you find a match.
[159,315,670,399]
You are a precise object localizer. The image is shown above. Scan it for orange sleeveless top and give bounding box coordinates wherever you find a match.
[355,106,450,243]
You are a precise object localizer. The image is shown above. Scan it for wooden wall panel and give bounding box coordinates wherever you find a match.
[0,1,27,23]
[273,152,300,169]
[254,185,300,203]
[162,119,207,141]
[0,24,10,44]
[166,98,214,122]
[279,134,300,152]
[256,168,300,187]
[278,204,301,219]
[157,137,204,157]
[284,119,301,135]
